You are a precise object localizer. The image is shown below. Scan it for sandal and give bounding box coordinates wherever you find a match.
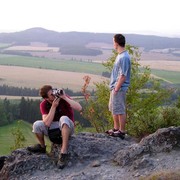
[111,130,125,140]
[105,128,118,135]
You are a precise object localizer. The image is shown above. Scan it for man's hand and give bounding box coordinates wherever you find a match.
[59,90,66,99]
[113,89,118,95]
[52,97,60,108]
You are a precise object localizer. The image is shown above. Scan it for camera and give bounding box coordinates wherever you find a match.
[52,88,64,97]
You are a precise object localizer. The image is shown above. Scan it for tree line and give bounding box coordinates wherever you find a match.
[0,97,41,126]
[0,97,90,127]
[0,85,86,96]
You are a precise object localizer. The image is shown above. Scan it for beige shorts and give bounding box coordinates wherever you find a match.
[32,116,74,136]
[109,90,126,115]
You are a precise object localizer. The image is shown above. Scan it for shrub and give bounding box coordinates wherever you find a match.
[10,120,26,151]
[156,107,180,128]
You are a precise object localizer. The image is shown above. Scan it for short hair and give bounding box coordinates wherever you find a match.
[114,34,126,47]
[39,85,52,98]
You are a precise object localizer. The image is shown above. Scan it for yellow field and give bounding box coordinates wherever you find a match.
[5,46,59,52]
[0,65,108,92]
[139,60,180,72]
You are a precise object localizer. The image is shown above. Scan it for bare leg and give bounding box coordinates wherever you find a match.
[61,124,71,154]
[35,133,46,148]
[113,114,120,130]
[119,114,126,133]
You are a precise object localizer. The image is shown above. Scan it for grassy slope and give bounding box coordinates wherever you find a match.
[151,69,180,84]
[0,121,47,156]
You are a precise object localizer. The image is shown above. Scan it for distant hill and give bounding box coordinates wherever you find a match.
[0,27,180,52]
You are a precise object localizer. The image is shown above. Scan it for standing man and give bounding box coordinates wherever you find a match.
[106,34,131,139]
[27,85,82,169]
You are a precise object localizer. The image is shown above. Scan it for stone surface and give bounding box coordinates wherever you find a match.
[0,126,180,180]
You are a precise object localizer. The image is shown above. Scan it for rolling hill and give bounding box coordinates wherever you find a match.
[0,27,180,53]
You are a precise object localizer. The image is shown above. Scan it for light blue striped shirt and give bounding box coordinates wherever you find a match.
[109,51,131,91]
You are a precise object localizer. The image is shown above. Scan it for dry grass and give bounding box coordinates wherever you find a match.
[5,46,59,52]
[0,65,107,92]
[141,169,180,180]
[139,60,180,72]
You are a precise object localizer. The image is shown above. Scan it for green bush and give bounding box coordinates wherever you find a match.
[10,120,26,151]
[156,107,180,128]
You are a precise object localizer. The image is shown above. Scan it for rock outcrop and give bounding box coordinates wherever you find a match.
[0,126,180,180]
[114,126,180,166]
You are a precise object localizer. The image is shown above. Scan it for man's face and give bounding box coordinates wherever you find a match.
[46,89,55,102]
[113,38,118,50]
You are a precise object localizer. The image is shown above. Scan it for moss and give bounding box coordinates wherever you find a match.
[141,169,180,180]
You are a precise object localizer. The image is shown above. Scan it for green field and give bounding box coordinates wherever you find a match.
[0,54,106,75]
[151,69,180,84]
[0,121,51,156]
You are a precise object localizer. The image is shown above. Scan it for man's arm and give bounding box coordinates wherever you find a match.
[114,75,126,92]
[61,94,82,111]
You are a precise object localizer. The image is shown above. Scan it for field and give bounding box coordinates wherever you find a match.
[0,54,106,75]
[0,54,109,92]
[0,121,38,155]
[0,46,180,155]
[151,69,180,84]
[0,65,108,91]
[5,46,59,52]
[0,50,180,92]
[139,60,180,72]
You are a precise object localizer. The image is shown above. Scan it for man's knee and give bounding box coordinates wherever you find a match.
[32,120,45,133]
[59,116,74,135]
[62,123,69,129]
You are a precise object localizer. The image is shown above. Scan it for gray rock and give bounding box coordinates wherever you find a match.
[114,126,180,166]
[0,127,180,180]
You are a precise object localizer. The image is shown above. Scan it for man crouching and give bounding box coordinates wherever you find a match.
[27,85,82,169]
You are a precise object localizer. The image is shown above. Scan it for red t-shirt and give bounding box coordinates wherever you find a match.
[40,96,74,122]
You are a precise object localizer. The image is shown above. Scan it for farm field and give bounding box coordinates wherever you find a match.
[0,52,180,91]
[0,54,106,75]
[139,60,180,72]
[151,69,180,84]
[5,45,59,52]
[0,65,108,91]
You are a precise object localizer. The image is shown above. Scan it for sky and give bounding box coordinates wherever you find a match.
[1,0,180,37]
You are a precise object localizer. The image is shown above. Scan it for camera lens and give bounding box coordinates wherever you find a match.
[60,90,63,95]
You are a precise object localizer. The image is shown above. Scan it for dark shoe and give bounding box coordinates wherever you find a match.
[27,144,46,153]
[105,128,118,135]
[112,130,125,140]
[57,153,69,169]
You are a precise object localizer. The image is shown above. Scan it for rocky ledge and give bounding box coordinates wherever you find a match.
[0,126,180,180]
